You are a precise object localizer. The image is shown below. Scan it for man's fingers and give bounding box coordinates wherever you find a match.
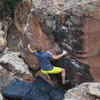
[28,44,30,48]
[63,50,67,55]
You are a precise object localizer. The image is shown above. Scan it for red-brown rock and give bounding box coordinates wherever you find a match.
[77,10,100,82]
[0,65,14,91]
[15,1,94,88]
[15,1,59,70]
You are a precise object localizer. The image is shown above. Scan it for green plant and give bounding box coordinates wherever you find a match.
[0,0,22,12]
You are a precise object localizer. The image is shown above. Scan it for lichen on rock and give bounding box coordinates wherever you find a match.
[64,82,100,100]
[0,52,33,79]
[0,65,14,91]
[0,93,3,100]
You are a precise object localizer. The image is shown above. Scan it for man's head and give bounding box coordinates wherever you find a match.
[35,46,42,52]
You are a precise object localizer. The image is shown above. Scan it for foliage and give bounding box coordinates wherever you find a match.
[0,0,22,20]
[0,0,22,12]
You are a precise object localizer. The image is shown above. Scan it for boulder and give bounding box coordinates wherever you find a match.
[64,82,100,100]
[0,30,5,36]
[0,22,3,30]
[15,1,59,70]
[14,0,94,89]
[0,65,14,91]
[89,83,100,98]
[76,10,100,82]
[0,52,33,83]
[0,93,3,100]
[0,30,7,52]
[31,0,99,15]
[29,0,100,82]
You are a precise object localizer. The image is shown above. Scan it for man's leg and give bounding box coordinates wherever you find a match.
[47,66,66,84]
[41,67,66,84]
[61,68,66,84]
[46,74,51,80]
[41,70,51,80]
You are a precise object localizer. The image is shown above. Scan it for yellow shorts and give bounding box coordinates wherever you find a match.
[41,66,62,74]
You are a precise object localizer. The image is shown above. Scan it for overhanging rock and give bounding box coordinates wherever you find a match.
[15,0,94,89]
[0,52,33,83]
[2,76,65,100]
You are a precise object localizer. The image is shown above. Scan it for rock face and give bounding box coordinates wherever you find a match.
[28,0,100,82]
[0,93,3,100]
[0,65,14,91]
[89,83,100,98]
[64,82,100,100]
[0,22,3,30]
[76,11,100,82]
[0,52,33,83]
[15,1,59,70]
[34,0,100,82]
[0,22,7,52]
[14,0,95,89]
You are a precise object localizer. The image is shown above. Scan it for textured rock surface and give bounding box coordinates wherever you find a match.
[89,83,100,98]
[31,0,99,14]
[15,1,59,70]
[64,82,100,100]
[15,0,94,89]
[0,65,14,91]
[0,22,3,30]
[0,20,10,52]
[76,10,100,82]
[28,0,100,82]
[0,30,7,52]
[0,93,3,100]
[0,52,33,79]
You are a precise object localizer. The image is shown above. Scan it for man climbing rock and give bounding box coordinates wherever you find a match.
[28,44,67,84]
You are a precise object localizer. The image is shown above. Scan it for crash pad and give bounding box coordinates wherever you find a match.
[2,76,65,100]
[2,78,32,99]
[23,76,65,100]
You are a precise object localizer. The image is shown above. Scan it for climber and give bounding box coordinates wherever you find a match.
[28,44,67,84]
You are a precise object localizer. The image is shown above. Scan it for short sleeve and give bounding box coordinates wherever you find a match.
[32,50,37,56]
[47,51,53,59]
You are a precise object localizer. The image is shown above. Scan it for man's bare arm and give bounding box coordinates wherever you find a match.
[53,50,67,60]
[28,44,34,53]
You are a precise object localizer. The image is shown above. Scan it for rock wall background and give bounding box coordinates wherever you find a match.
[0,0,100,99]
[15,0,100,90]
[22,0,100,82]
[64,82,100,100]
